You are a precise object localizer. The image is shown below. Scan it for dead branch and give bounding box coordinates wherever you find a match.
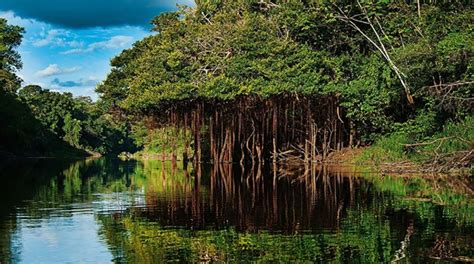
[421,80,474,111]
[402,137,454,148]
[334,1,414,104]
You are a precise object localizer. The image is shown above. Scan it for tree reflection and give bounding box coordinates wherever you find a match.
[129,162,378,232]
[0,159,472,263]
[99,161,473,263]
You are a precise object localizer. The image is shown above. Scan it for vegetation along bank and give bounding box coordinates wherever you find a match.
[99,1,473,173]
[1,1,472,174]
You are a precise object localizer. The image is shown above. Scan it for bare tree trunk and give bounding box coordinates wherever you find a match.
[272,100,278,163]
[183,113,189,165]
[417,0,421,18]
[349,120,355,148]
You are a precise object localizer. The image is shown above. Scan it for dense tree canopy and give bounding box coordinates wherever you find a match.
[18,85,137,155]
[99,0,472,122]
[0,19,82,157]
[0,18,136,157]
[100,1,472,106]
[97,0,473,163]
[0,18,24,93]
[1,1,472,162]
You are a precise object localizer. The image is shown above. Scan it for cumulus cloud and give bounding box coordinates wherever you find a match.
[32,29,84,48]
[34,29,61,47]
[89,35,134,49]
[61,35,133,54]
[0,0,194,28]
[0,10,33,27]
[36,64,81,77]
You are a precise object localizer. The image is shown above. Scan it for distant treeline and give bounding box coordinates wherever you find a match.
[0,85,138,157]
[0,18,137,157]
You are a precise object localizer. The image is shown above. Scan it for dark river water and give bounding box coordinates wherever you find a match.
[0,158,472,263]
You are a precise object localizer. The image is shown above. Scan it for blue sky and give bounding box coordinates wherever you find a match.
[0,0,194,100]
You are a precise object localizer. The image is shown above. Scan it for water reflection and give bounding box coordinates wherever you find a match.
[0,159,472,263]
[136,163,380,233]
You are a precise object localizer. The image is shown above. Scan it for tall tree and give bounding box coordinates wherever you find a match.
[0,18,24,93]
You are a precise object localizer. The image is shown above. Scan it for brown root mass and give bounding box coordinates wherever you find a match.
[144,94,355,164]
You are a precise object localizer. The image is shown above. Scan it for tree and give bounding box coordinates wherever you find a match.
[63,113,82,147]
[96,0,472,162]
[0,18,24,93]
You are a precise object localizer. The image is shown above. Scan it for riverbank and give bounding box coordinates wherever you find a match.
[122,140,472,177]
[326,147,470,177]
[0,149,100,161]
[119,151,182,161]
[351,117,473,176]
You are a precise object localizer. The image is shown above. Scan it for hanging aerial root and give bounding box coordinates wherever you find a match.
[144,94,352,164]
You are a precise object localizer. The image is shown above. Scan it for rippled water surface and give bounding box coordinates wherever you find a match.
[0,159,472,263]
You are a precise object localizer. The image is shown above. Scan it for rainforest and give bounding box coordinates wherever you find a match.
[0,0,473,263]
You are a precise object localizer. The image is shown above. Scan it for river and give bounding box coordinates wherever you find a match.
[0,158,472,263]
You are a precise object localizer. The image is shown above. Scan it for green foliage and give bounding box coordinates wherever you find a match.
[0,20,86,157]
[412,115,474,162]
[19,85,76,137]
[63,113,82,147]
[338,55,399,141]
[356,132,410,165]
[358,114,473,166]
[18,85,137,155]
[0,18,24,92]
[3,1,473,161]
[131,126,191,158]
[98,1,473,150]
[0,90,86,157]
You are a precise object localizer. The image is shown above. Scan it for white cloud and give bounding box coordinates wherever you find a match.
[61,35,133,54]
[32,29,83,48]
[35,64,81,77]
[33,29,61,47]
[90,35,133,49]
[0,11,34,27]
[60,48,84,55]
[36,64,61,77]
